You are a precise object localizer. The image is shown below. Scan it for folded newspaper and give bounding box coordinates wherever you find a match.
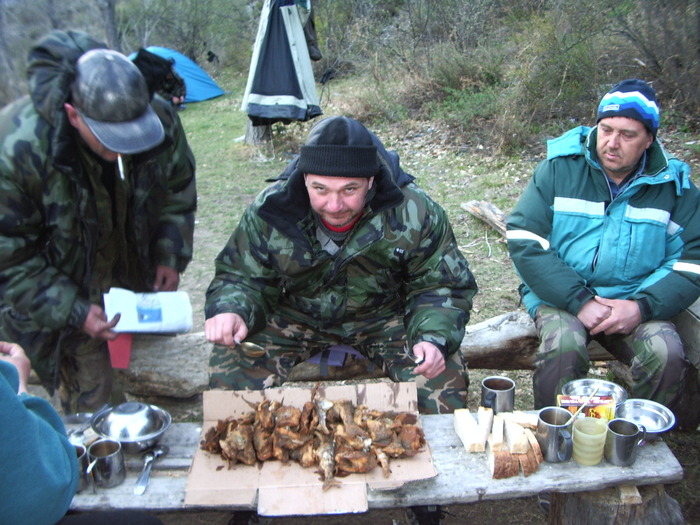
[103,287,192,334]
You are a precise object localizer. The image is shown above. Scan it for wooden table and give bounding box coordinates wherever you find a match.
[71,415,683,514]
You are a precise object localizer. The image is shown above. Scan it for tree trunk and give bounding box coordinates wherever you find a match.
[245,120,272,145]
[99,0,122,52]
[549,485,683,525]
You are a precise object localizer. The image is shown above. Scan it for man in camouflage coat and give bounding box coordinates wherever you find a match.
[0,31,197,413]
[205,116,476,414]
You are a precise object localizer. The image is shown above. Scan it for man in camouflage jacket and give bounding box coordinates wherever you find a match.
[205,116,476,414]
[0,31,197,413]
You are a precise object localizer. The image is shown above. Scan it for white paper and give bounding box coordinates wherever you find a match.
[103,287,192,334]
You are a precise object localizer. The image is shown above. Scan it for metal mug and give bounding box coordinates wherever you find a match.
[605,418,647,467]
[87,438,126,488]
[535,406,573,463]
[74,443,91,493]
[480,376,515,414]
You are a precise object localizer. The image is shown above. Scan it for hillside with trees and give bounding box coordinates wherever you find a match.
[2,0,699,153]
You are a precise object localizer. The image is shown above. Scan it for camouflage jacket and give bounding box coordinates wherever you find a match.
[205,157,477,357]
[0,31,196,384]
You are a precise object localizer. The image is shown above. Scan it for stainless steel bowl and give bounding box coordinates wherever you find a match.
[91,402,171,454]
[615,399,675,437]
[561,379,628,406]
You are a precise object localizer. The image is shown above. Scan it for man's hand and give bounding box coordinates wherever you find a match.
[577,299,612,331]
[81,304,121,340]
[411,342,445,379]
[0,341,31,394]
[153,265,179,291]
[589,297,642,335]
[205,313,249,347]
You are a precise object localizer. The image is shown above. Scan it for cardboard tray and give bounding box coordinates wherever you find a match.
[184,381,437,515]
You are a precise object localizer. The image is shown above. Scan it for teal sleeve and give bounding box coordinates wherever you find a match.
[0,361,78,525]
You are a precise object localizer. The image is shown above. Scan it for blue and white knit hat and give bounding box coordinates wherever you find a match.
[597,79,660,137]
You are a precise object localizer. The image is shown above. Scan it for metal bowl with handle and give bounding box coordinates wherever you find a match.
[91,402,172,454]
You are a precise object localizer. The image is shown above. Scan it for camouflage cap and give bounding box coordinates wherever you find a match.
[71,49,164,154]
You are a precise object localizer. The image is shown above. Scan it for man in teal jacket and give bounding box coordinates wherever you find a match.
[205,116,477,415]
[507,79,700,422]
[0,31,196,414]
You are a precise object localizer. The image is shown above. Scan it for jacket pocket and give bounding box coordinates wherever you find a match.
[622,206,669,281]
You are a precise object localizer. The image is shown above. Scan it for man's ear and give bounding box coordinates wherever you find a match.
[64,103,81,128]
[368,176,374,189]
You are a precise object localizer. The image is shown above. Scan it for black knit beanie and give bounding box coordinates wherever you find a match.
[297,116,379,177]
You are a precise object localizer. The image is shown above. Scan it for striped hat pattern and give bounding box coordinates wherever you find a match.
[597,79,660,137]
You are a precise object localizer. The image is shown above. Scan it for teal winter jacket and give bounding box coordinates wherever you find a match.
[507,126,700,321]
[0,361,78,525]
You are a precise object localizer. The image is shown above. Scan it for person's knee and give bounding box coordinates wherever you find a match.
[416,353,468,414]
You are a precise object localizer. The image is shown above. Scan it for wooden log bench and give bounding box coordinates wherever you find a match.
[70,415,684,524]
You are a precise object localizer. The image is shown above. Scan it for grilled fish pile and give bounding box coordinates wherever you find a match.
[200,387,426,490]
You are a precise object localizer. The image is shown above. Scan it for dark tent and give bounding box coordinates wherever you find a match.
[241,0,322,126]
[130,46,224,103]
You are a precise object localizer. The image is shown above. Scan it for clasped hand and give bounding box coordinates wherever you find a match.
[577,296,642,335]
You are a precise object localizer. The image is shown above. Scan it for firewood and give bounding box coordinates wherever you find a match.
[460,200,508,238]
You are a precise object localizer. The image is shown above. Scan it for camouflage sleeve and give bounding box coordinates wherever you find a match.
[0,102,83,330]
[150,99,196,273]
[204,196,280,333]
[403,187,478,357]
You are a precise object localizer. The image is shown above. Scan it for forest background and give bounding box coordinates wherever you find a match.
[2,1,700,523]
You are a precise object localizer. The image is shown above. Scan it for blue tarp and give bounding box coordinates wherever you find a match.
[132,46,224,103]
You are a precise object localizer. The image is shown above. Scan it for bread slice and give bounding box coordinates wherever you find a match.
[515,445,540,477]
[524,428,544,464]
[504,420,529,454]
[489,415,507,451]
[499,410,538,430]
[476,406,494,448]
[453,408,485,453]
[487,440,520,479]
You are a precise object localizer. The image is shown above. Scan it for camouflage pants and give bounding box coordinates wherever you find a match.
[209,316,468,414]
[0,306,121,414]
[57,335,126,414]
[533,305,688,410]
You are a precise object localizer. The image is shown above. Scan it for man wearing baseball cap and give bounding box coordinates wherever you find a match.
[507,79,700,427]
[0,30,197,414]
[205,115,477,416]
